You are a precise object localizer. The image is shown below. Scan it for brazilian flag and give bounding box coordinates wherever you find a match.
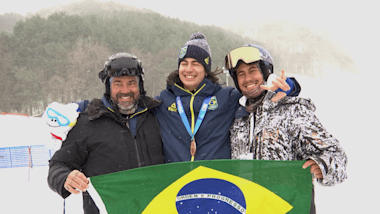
[87,160,312,214]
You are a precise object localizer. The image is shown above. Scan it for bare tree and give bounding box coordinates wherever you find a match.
[65,37,112,103]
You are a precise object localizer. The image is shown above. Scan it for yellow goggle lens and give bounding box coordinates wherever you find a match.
[225,46,261,70]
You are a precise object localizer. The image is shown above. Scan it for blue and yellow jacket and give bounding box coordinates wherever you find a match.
[155,78,241,163]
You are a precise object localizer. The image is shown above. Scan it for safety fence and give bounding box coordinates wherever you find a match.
[0,145,57,168]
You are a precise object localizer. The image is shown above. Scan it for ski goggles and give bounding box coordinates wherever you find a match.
[225,46,261,70]
[99,58,142,82]
[109,67,140,77]
[107,58,141,77]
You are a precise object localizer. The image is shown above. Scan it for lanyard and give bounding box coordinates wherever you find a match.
[176,95,211,139]
[176,95,212,161]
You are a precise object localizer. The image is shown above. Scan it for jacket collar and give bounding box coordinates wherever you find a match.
[87,95,161,121]
[239,96,248,107]
[235,91,317,119]
[101,95,114,111]
[235,92,279,119]
[169,78,220,97]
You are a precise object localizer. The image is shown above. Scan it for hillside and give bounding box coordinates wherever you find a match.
[0,0,357,115]
[0,1,252,115]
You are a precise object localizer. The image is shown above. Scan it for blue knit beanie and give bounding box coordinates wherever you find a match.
[178,32,212,72]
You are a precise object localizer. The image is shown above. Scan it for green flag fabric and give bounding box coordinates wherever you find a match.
[87,159,312,214]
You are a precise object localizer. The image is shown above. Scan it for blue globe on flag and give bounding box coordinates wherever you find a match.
[176,178,247,214]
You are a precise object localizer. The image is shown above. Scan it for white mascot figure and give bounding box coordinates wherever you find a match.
[42,102,79,150]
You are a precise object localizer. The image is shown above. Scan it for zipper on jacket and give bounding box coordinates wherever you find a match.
[250,112,258,159]
[189,95,195,131]
[124,108,148,168]
[123,121,141,167]
[134,136,143,167]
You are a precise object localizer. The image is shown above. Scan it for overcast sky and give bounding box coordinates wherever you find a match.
[1,0,378,75]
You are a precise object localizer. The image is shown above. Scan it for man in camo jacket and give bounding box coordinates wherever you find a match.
[225,44,347,213]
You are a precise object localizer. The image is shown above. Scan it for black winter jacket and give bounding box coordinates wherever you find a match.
[47,95,164,213]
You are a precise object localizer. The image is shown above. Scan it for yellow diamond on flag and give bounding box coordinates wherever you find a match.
[142,166,293,214]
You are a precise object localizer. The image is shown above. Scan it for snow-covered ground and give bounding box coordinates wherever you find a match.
[0,72,375,213]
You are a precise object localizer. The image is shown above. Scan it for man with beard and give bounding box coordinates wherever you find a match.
[47,53,165,214]
[226,45,347,213]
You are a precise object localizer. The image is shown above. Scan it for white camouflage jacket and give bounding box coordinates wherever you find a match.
[230,91,347,186]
